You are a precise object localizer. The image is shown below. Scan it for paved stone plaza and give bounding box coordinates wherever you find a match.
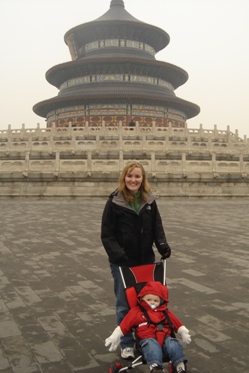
[0,198,248,373]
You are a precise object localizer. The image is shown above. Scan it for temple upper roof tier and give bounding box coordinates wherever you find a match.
[64,1,170,56]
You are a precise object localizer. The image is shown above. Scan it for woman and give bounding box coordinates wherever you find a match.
[101,161,171,359]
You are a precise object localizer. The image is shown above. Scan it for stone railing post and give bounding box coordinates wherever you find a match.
[119,125,123,150]
[85,121,89,137]
[239,153,244,173]
[152,121,156,136]
[212,153,217,172]
[168,122,173,136]
[71,124,77,152]
[142,132,146,153]
[151,151,156,173]
[5,125,11,152]
[49,127,54,153]
[184,122,189,136]
[51,122,56,136]
[55,151,60,174]
[187,131,192,151]
[24,151,30,173]
[227,127,233,150]
[87,151,92,176]
[226,125,230,142]
[7,124,12,139]
[165,131,169,152]
[182,152,187,174]
[96,132,100,151]
[119,150,124,171]
[199,123,203,136]
[235,129,239,141]
[213,124,218,138]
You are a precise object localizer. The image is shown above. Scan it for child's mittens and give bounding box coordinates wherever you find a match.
[177,326,191,344]
[105,326,124,351]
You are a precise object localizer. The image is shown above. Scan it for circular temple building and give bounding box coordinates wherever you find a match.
[33,0,200,128]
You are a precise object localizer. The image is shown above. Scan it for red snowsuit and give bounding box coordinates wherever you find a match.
[119,281,183,345]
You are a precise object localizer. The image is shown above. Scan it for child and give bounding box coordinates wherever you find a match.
[105,281,191,373]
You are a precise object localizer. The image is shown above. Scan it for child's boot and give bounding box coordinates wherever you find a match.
[175,361,186,372]
[149,363,165,372]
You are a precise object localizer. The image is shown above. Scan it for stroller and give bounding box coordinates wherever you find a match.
[107,259,182,373]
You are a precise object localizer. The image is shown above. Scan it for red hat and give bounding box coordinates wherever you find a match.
[138,281,168,303]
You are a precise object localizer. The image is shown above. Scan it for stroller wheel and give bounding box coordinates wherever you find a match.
[108,362,123,373]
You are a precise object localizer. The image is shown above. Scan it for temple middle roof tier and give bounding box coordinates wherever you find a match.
[57,81,176,100]
[45,58,188,90]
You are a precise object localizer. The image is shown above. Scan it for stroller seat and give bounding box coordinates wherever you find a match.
[119,261,166,310]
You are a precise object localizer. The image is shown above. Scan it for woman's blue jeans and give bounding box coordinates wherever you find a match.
[110,263,135,349]
[139,337,187,368]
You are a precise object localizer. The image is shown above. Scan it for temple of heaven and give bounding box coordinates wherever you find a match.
[33,0,200,128]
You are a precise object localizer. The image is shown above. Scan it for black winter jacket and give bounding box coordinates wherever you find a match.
[101,191,171,266]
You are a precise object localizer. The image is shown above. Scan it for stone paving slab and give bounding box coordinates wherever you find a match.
[0,198,248,373]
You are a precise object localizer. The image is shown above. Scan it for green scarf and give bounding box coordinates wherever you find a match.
[129,191,141,213]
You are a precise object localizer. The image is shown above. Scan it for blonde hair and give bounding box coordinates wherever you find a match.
[118,161,151,202]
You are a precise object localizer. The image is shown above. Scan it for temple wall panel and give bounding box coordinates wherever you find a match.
[29,160,55,171]
[46,104,186,128]
[1,160,25,171]
[60,160,87,171]
[156,160,182,172]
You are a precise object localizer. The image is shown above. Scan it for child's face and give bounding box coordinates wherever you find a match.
[142,294,161,309]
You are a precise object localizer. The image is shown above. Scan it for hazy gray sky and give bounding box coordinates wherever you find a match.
[1,0,249,137]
